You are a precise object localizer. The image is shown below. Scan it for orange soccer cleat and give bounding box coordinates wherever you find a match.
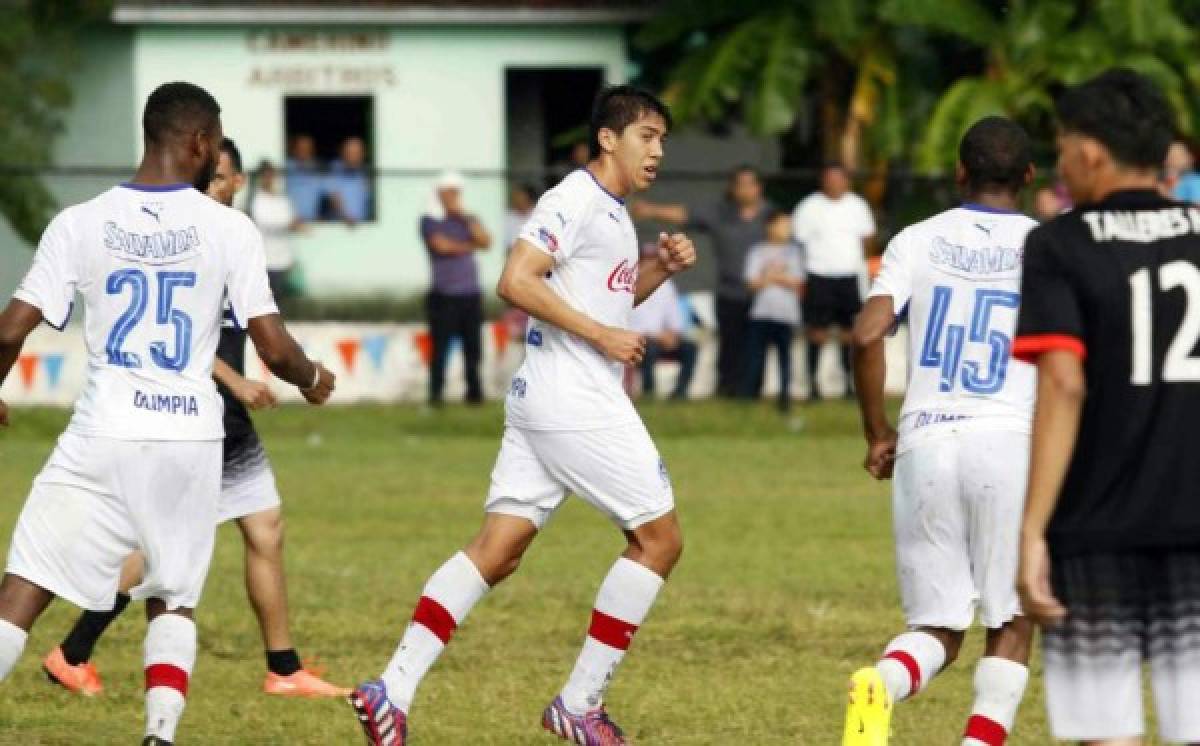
[263,667,352,698]
[42,647,104,696]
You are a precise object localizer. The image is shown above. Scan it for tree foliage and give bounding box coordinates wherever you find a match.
[643,0,1200,174]
[0,1,111,245]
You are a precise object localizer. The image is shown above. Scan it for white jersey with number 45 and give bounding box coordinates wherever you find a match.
[14,183,278,441]
[869,205,1038,454]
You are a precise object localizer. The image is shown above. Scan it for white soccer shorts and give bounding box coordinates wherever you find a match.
[485,422,675,531]
[6,431,221,611]
[892,429,1029,630]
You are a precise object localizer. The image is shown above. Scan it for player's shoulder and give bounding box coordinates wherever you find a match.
[538,169,604,218]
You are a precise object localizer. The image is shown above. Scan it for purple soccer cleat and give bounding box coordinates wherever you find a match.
[541,695,628,746]
[348,679,407,746]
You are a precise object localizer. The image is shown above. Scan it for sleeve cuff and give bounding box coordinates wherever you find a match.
[1012,333,1086,363]
[12,290,71,331]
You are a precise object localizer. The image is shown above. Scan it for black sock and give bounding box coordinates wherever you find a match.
[266,648,302,676]
[807,341,822,399]
[61,592,131,665]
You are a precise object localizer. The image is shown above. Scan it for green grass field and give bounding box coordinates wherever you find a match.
[0,401,1065,745]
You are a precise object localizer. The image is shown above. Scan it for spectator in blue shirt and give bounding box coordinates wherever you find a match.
[1166,141,1200,204]
[285,134,323,222]
[328,136,372,224]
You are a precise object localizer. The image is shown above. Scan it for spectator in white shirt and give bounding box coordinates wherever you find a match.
[629,244,697,400]
[791,163,875,398]
[249,160,302,299]
[503,183,537,253]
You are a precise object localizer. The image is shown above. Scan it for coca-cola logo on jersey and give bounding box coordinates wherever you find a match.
[607,258,637,293]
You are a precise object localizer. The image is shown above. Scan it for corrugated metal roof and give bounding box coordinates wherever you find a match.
[113,0,660,25]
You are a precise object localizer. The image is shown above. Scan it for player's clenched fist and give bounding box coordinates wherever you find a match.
[863,428,897,480]
[301,362,336,405]
[594,326,647,365]
[235,379,278,410]
[657,232,696,274]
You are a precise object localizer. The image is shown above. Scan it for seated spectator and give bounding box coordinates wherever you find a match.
[420,170,491,405]
[328,136,372,224]
[630,244,697,400]
[740,209,805,412]
[285,134,323,222]
[249,160,302,299]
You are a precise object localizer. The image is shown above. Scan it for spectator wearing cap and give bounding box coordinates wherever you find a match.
[419,170,491,405]
[629,243,697,400]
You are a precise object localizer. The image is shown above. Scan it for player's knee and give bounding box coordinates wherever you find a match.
[242,511,285,557]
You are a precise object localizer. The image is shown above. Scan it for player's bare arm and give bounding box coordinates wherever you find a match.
[498,240,646,365]
[629,200,688,225]
[633,231,695,306]
[246,314,335,404]
[0,300,46,427]
[852,296,898,479]
[212,357,277,410]
[1017,349,1084,627]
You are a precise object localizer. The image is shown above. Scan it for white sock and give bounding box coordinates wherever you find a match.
[560,558,665,715]
[143,614,196,743]
[962,657,1028,746]
[875,631,947,702]
[0,619,27,680]
[381,552,489,712]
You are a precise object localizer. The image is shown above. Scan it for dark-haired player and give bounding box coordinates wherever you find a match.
[844,116,1037,746]
[0,82,333,744]
[41,137,348,701]
[348,85,696,746]
[1016,68,1200,745]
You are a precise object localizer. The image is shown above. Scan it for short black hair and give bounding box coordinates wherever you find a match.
[588,85,672,158]
[1056,68,1174,169]
[143,81,221,146]
[221,137,243,174]
[958,116,1032,194]
[766,207,791,224]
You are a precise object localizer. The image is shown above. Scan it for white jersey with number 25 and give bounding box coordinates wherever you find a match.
[14,183,278,441]
[869,205,1038,454]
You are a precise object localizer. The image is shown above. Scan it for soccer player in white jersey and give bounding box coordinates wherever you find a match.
[349,85,696,746]
[842,117,1038,746]
[0,82,334,745]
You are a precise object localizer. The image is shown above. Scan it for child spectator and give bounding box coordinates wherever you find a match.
[740,210,805,411]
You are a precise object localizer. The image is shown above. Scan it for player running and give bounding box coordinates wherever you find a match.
[0,82,334,745]
[844,117,1037,746]
[1016,69,1200,746]
[40,137,348,700]
[347,85,695,746]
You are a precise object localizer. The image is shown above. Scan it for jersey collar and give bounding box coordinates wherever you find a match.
[960,202,1021,215]
[119,182,193,192]
[578,168,625,206]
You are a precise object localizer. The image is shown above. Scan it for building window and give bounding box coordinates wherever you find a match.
[283,96,375,223]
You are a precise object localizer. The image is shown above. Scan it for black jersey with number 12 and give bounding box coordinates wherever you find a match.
[1014,189,1200,555]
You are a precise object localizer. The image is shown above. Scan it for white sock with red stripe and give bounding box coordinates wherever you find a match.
[0,619,27,680]
[560,557,665,716]
[381,551,489,712]
[962,657,1028,746]
[875,631,946,702]
[143,613,195,743]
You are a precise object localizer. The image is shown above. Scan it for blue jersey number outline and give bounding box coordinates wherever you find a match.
[919,285,1019,394]
[105,269,197,371]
